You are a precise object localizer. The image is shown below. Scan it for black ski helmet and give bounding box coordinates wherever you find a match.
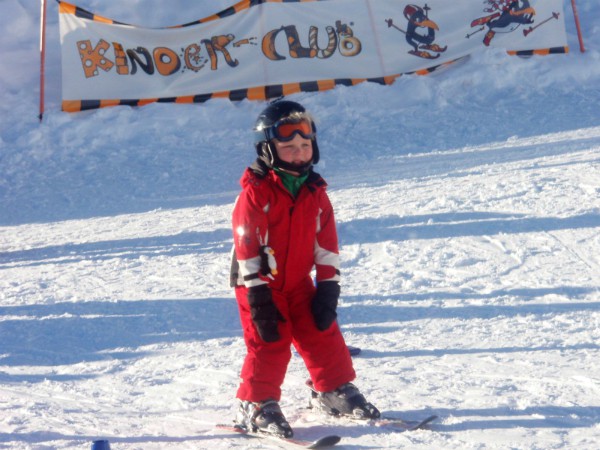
[253,100,320,173]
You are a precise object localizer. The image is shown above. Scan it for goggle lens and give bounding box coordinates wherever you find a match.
[273,120,315,142]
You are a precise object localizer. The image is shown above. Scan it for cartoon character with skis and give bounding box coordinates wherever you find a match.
[386,4,447,59]
[469,0,536,46]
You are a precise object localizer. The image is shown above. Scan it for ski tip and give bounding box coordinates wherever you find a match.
[377,414,438,431]
[215,423,248,434]
[409,414,438,430]
[307,435,341,448]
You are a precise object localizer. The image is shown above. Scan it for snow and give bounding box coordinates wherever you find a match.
[1,0,599,448]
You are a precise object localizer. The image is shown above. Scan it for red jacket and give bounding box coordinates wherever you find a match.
[231,162,340,293]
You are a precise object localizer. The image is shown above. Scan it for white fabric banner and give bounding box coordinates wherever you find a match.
[58,0,568,111]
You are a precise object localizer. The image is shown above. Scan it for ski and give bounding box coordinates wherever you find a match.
[313,413,438,432]
[216,423,341,449]
[470,12,500,27]
[419,43,447,53]
[408,49,441,59]
[304,379,437,432]
[375,414,438,431]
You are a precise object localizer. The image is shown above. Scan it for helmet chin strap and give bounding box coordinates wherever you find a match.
[264,142,313,175]
[276,160,313,175]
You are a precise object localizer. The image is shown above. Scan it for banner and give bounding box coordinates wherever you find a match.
[58,0,568,112]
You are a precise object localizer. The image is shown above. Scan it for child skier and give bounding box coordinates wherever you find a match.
[230,100,380,438]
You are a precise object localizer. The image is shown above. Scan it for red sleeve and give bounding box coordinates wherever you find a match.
[314,191,341,283]
[232,176,271,288]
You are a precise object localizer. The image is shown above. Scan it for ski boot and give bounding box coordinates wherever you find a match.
[483,30,496,46]
[309,382,381,420]
[236,399,294,438]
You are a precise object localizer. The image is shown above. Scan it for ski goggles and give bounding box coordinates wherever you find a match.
[266,119,316,142]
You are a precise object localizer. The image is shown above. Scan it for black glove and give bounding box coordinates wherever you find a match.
[311,281,340,331]
[247,284,285,342]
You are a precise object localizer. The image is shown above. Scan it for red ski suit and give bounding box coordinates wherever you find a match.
[231,164,355,402]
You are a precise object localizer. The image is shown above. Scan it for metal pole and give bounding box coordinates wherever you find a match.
[39,0,47,121]
[570,0,585,53]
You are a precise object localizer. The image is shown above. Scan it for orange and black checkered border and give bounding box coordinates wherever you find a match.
[507,46,569,56]
[62,77,398,112]
[58,0,326,28]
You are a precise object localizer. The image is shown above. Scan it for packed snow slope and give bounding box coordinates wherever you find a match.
[1,1,599,449]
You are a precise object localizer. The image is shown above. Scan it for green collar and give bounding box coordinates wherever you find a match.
[274,168,309,197]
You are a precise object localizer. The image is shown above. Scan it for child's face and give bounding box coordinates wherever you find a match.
[273,134,313,175]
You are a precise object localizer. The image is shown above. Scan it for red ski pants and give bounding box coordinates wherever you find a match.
[235,276,355,402]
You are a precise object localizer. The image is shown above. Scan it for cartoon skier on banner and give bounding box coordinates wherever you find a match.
[386,4,447,59]
[469,0,535,46]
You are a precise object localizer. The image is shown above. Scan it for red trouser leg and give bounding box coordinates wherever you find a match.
[235,278,355,402]
[288,278,356,393]
[235,285,293,402]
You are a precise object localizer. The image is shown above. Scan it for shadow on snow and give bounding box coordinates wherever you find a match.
[0,298,240,372]
[339,286,600,338]
[338,211,600,244]
[0,229,232,269]
[0,431,218,446]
